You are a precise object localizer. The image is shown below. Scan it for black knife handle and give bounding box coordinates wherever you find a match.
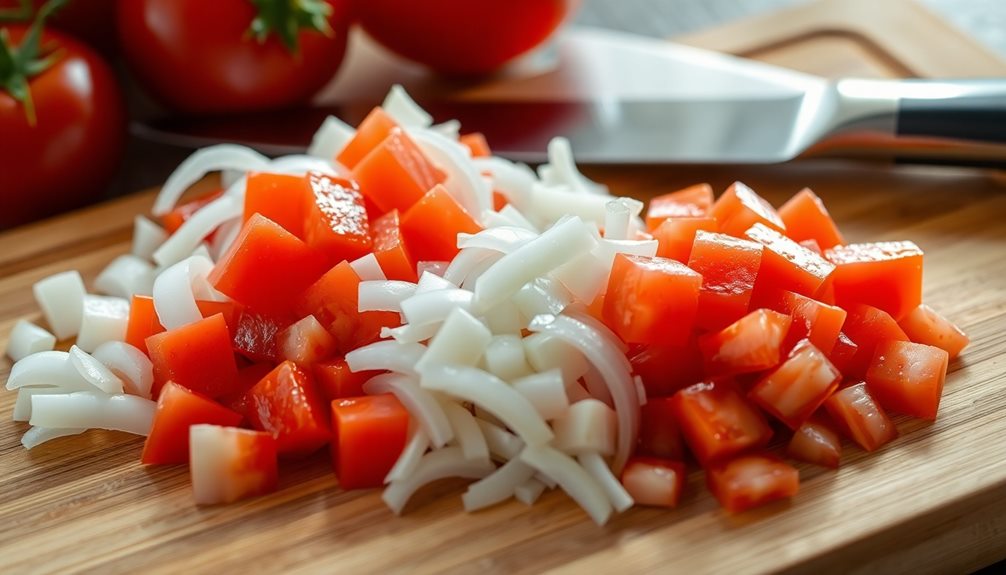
[896,79,1006,145]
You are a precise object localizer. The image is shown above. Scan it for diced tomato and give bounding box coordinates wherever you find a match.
[898,304,969,359]
[218,363,274,418]
[620,457,687,508]
[314,358,381,403]
[799,239,822,255]
[352,129,446,213]
[670,380,773,466]
[278,315,338,367]
[748,339,841,429]
[638,397,685,460]
[828,332,859,376]
[699,309,792,377]
[492,190,508,212]
[331,394,410,489]
[370,209,418,282]
[303,172,372,266]
[209,214,328,319]
[645,183,714,230]
[652,216,718,263]
[242,172,309,238]
[146,313,239,398]
[603,254,702,346]
[629,338,703,398]
[189,425,278,505]
[161,189,224,234]
[141,381,243,464]
[459,132,491,158]
[824,241,923,320]
[746,222,835,299]
[246,361,331,456]
[125,295,164,355]
[297,261,401,353]
[706,453,799,513]
[400,184,482,262]
[787,417,842,468]
[866,340,948,420]
[824,382,898,452]
[842,303,910,378]
[778,188,845,249]
[195,299,241,336]
[687,231,763,331]
[709,182,786,238]
[336,107,399,169]
[767,290,847,355]
[231,309,286,364]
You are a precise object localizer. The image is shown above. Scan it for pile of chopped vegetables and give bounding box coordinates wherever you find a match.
[3,87,968,522]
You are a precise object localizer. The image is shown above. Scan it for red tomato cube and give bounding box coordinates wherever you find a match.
[146,313,239,398]
[218,363,274,418]
[189,425,278,505]
[125,295,164,355]
[302,173,372,267]
[142,381,243,465]
[746,222,836,298]
[824,382,898,452]
[195,299,242,335]
[645,183,714,230]
[371,209,418,282]
[603,254,702,346]
[828,332,859,376]
[209,214,328,319]
[352,129,445,214]
[459,132,491,158]
[687,230,763,331]
[778,188,845,249]
[866,340,949,420]
[638,397,685,460]
[842,304,910,379]
[246,361,331,456]
[652,216,718,263]
[336,107,399,169]
[749,339,841,429]
[766,290,847,355]
[331,394,410,489]
[629,338,703,398]
[898,304,969,360]
[278,315,338,367]
[699,309,792,377]
[231,309,286,364]
[242,172,309,238]
[620,457,687,507]
[314,358,382,404]
[706,453,799,513]
[787,417,842,468]
[824,241,923,320]
[400,184,483,263]
[670,380,773,466]
[709,181,786,238]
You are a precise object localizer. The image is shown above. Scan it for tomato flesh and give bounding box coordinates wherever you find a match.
[746,222,835,298]
[337,107,399,170]
[709,182,785,238]
[787,417,842,468]
[706,453,799,513]
[219,363,275,418]
[400,184,483,263]
[652,216,718,263]
[277,315,338,367]
[629,338,703,398]
[142,381,243,464]
[146,313,239,398]
[331,394,410,489]
[459,132,491,158]
[314,358,382,404]
[828,332,859,376]
[645,183,714,230]
[748,340,841,430]
[842,304,910,379]
[825,241,924,320]
[670,380,773,466]
[352,129,446,214]
[866,340,948,420]
[824,382,898,452]
[898,304,969,360]
[699,309,792,377]
[620,457,687,508]
[231,309,286,364]
[189,425,279,505]
[370,209,418,282]
[242,172,308,238]
[603,254,702,346]
[125,295,164,355]
[246,361,331,456]
[637,397,685,460]
[687,231,763,331]
[778,188,845,249]
[765,290,847,355]
[303,173,372,266]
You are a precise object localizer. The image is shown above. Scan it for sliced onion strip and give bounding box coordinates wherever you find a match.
[30,391,156,436]
[153,144,268,216]
[462,458,536,512]
[363,374,454,448]
[519,444,612,525]
[382,447,494,515]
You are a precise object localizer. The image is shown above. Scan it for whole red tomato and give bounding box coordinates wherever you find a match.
[355,0,577,75]
[0,0,119,54]
[118,0,351,114]
[0,23,126,228]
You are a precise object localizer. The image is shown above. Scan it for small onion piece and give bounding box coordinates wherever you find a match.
[385,426,431,484]
[409,128,489,218]
[350,253,388,282]
[550,251,609,305]
[443,248,499,287]
[76,295,130,353]
[68,345,124,394]
[383,84,433,128]
[552,399,617,456]
[430,119,461,140]
[131,216,168,261]
[416,261,449,278]
[400,289,475,326]
[483,300,524,335]
[512,277,573,320]
[307,115,355,160]
[522,333,589,382]
[92,341,154,398]
[472,156,536,212]
[6,351,88,391]
[153,195,241,267]
[457,226,537,254]
[528,184,614,229]
[381,322,440,345]
[268,154,341,176]
[519,444,613,525]
[153,144,269,216]
[578,452,634,513]
[32,270,86,340]
[345,341,426,376]
[498,205,539,233]
[152,255,215,330]
[512,369,570,421]
[94,254,156,299]
[21,426,87,450]
[537,137,608,196]
[358,280,417,313]
[415,271,456,294]
[382,447,494,515]
[603,199,631,240]
[363,373,454,448]
[483,335,533,382]
[210,218,243,262]
[514,477,548,506]
[414,308,491,371]
[442,402,489,462]
[5,320,56,362]
[14,387,62,421]
[462,458,536,512]
[30,391,156,436]
[476,418,524,461]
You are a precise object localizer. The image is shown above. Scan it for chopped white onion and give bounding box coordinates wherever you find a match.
[409,128,489,218]
[68,345,124,394]
[382,447,494,515]
[91,341,154,398]
[578,452,634,513]
[6,351,88,391]
[519,444,612,525]
[76,295,130,353]
[462,458,536,512]
[400,289,474,326]
[552,399,617,456]
[430,119,461,140]
[152,255,215,329]
[512,277,573,320]
[21,426,87,449]
[522,333,589,382]
[268,154,340,176]
[383,84,433,128]
[349,253,388,281]
[210,218,243,262]
[30,391,156,436]
[385,426,430,484]
[498,205,539,233]
[514,477,547,505]
[443,248,499,287]
[457,226,537,254]
[154,144,268,216]
[345,341,426,376]
[358,280,417,313]
[472,156,536,212]
[476,418,524,461]
[603,199,632,240]
[32,270,86,340]
[5,320,55,361]
[414,308,491,371]
[529,184,613,229]
[483,335,533,382]
[131,216,168,261]
[381,322,441,345]
[537,137,608,196]
[582,364,614,407]
[14,387,63,421]
[415,271,456,294]
[442,402,489,462]
[550,250,609,305]
[94,254,156,299]
[482,300,524,335]
[153,195,241,267]
[307,115,355,160]
[512,369,570,421]
[364,373,454,448]
[416,261,449,278]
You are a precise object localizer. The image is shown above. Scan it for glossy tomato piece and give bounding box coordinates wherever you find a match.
[746,222,836,299]
[162,189,224,234]
[629,338,703,398]
[231,309,286,364]
[824,241,924,320]
[766,290,847,355]
[242,172,309,237]
[842,304,910,379]
[787,417,842,468]
[195,299,241,333]
[828,332,859,376]
[337,107,399,169]
[370,209,418,282]
[866,340,949,420]
[706,453,799,513]
[209,214,328,319]
[603,254,702,346]
[620,457,687,508]
[749,340,841,429]
[189,425,279,505]
[459,132,491,158]
[142,381,243,464]
[645,183,714,230]
[778,188,845,249]
[218,363,275,418]
[824,382,898,452]
[799,239,823,255]
[352,129,446,213]
[125,295,164,355]
[670,380,773,466]
[246,361,331,456]
[638,397,685,460]
[146,314,239,398]
[709,182,786,238]
[898,304,969,360]
[314,358,382,403]
[652,216,718,263]
[699,309,792,377]
[331,394,410,489]
[400,184,483,262]
[687,231,763,331]
[303,172,372,266]
[277,315,338,367]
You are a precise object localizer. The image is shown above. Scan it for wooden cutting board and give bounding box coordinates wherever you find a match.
[2,0,1006,573]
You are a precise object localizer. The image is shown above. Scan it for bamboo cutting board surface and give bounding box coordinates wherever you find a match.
[3,1,1006,573]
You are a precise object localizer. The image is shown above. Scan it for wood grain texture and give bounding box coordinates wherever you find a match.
[3,3,1006,574]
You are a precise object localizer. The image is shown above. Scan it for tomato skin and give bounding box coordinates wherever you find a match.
[824,382,898,452]
[355,0,574,75]
[231,309,287,364]
[145,314,240,399]
[0,28,125,229]
[142,382,243,464]
[637,398,685,460]
[709,182,786,238]
[824,241,924,321]
[645,184,714,230]
[706,453,799,513]
[699,309,792,377]
[670,380,773,467]
[787,417,842,468]
[620,457,687,508]
[841,304,910,379]
[603,254,702,346]
[746,222,836,299]
[331,394,410,489]
[778,188,845,249]
[866,340,948,420]
[400,184,483,263]
[246,361,332,456]
[749,339,841,430]
[117,0,350,113]
[898,304,969,360]
[687,231,763,331]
